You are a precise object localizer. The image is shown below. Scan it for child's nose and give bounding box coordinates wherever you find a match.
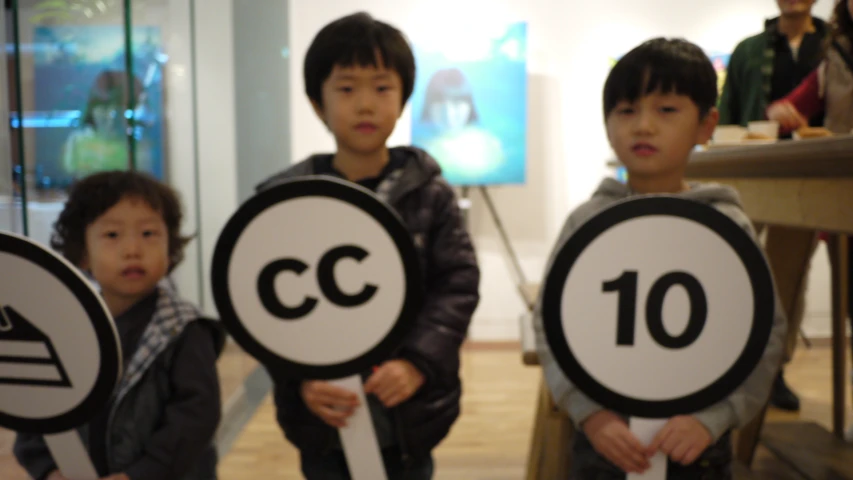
[122,238,143,257]
[634,110,656,134]
[355,92,376,113]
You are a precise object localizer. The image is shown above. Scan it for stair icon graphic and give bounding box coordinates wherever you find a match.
[0,305,73,388]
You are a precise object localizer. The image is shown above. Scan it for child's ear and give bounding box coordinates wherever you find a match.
[697,107,720,146]
[310,99,328,128]
[78,252,90,272]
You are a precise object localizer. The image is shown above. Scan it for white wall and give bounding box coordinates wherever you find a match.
[232,0,292,203]
[287,0,838,341]
[159,0,204,308]
[191,0,239,316]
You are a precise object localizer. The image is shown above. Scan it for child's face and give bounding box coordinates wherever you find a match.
[314,59,403,155]
[776,0,816,16]
[606,91,717,180]
[81,196,169,305]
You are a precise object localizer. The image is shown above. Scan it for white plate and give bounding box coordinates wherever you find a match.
[706,139,778,149]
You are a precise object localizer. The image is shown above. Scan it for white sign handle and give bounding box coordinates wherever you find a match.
[328,375,388,480]
[44,430,99,480]
[626,417,667,480]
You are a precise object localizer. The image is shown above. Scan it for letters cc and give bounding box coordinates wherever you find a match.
[257,245,378,320]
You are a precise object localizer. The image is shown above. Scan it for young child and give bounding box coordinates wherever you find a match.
[534,38,787,479]
[14,171,224,480]
[255,12,480,480]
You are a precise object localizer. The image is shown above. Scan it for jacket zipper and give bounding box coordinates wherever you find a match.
[393,406,413,479]
[103,380,127,473]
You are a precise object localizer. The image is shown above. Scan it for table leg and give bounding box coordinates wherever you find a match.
[828,234,850,438]
[525,377,549,480]
[735,402,769,467]
[734,226,815,461]
[525,375,574,480]
[540,384,573,479]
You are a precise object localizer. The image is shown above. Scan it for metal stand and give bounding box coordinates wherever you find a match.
[459,186,534,311]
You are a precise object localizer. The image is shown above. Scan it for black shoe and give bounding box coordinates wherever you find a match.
[770,371,800,411]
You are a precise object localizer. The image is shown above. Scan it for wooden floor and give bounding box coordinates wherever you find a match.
[218,344,852,479]
[1,343,850,479]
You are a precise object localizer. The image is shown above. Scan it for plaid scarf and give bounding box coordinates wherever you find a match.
[111,286,203,405]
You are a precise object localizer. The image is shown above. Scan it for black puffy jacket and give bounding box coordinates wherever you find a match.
[256,146,481,459]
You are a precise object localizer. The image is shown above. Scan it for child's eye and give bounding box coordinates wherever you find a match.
[338,86,353,93]
[377,85,391,92]
[660,106,679,113]
[103,231,118,239]
[143,229,161,238]
[617,107,634,115]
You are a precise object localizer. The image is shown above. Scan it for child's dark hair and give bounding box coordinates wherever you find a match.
[420,67,479,123]
[51,170,192,272]
[304,12,416,108]
[603,38,717,119]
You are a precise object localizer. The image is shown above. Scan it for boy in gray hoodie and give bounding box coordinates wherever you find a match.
[534,38,786,479]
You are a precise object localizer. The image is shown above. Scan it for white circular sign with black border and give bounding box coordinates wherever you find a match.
[211,176,423,380]
[542,196,775,419]
[0,231,120,434]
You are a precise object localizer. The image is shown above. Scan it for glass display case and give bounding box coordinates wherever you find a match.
[0,2,272,476]
[4,0,169,246]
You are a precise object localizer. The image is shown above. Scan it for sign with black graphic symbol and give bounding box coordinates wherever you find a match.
[541,197,775,480]
[0,305,72,388]
[0,231,121,480]
[212,177,423,480]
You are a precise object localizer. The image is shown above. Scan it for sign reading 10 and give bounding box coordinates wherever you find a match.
[603,270,708,349]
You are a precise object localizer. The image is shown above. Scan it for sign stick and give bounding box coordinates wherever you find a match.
[627,417,668,480]
[1,232,121,480]
[210,179,423,480]
[328,375,388,480]
[45,431,99,480]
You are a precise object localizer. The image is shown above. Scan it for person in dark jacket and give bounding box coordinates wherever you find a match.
[719,0,828,129]
[255,11,480,480]
[14,171,224,480]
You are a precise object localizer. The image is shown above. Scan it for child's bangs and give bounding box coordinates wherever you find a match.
[334,38,396,73]
[603,39,717,117]
[604,62,692,114]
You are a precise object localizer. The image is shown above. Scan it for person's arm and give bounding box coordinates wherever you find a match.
[532,211,605,426]
[13,433,59,480]
[396,181,480,388]
[122,322,222,480]
[766,67,824,131]
[785,68,824,118]
[718,43,745,126]
[691,205,787,441]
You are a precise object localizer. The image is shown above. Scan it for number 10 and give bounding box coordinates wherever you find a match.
[602,271,708,349]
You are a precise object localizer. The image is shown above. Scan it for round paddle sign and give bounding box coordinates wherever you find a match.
[0,231,120,434]
[211,176,423,380]
[542,196,775,418]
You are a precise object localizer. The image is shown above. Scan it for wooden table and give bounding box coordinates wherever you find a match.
[522,135,853,480]
[685,135,853,479]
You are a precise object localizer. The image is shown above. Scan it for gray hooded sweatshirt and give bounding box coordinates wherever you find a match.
[533,177,787,441]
